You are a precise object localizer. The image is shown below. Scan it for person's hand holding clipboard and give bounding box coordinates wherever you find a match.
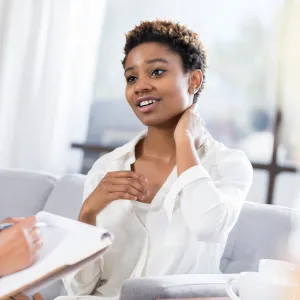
[0,211,112,300]
[0,217,43,277]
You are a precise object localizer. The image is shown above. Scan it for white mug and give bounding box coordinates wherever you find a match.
[259,259,300,285]
[226,271,300,300]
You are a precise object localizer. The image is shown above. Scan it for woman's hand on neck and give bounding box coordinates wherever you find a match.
[173,104,207,176]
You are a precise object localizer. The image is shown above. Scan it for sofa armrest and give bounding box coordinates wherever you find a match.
[120,274,238,300]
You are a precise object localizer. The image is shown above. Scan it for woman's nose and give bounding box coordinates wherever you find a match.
[134,77,153,95]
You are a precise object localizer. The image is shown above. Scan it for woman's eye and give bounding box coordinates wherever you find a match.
[151,69,165,77]
[126,76,136,83]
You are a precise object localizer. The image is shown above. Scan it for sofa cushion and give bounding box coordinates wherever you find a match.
[120,274,238,300]
[0,169,57,220]
[43,174,85,220]
[39,174,85,299]
[221,202,294,273]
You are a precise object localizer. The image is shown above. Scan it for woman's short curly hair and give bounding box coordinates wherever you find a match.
[122,19,207,101]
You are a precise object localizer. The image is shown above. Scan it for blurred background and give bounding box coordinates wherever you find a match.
[0,0,299,207]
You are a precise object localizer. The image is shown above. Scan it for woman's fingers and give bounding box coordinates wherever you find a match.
[105,171,148,183]
[103,171,150,201]
[104,177,149,196]
[106,183,145,200]
[109,191,138,201]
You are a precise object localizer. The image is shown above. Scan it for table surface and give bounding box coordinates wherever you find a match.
[158,298,229,300]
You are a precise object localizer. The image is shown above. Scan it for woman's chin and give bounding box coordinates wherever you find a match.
[138,115,178,128]
[140,119,162,127]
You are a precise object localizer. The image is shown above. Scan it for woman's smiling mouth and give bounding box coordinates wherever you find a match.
[136,96,161,113]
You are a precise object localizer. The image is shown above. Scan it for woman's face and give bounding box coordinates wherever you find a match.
[124,42,194,127]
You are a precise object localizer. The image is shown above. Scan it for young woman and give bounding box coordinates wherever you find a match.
[59,20,253,300]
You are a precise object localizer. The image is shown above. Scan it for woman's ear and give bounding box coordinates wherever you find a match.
[188,69,203,94]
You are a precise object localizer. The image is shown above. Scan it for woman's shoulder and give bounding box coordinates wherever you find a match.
[209,139,253,181]
[203,136,251,168]
[214,140,250,162]
[204,134,248,162]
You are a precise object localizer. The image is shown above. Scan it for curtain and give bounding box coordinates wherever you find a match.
[278,0,300,164]
[0,0,106,175]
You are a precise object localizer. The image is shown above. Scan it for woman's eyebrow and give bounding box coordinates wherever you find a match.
[124,66,135,74]
[147,58,169,65]
[125,58,169,74]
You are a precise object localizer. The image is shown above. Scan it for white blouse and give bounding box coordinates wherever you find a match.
[62,131,253,300]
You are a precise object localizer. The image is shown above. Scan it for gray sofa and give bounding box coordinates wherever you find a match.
[0,169,296,299]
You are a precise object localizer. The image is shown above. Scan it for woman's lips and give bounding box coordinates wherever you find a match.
[137,100,160,113]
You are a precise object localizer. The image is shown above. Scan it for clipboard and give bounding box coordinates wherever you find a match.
[0,211,113,300]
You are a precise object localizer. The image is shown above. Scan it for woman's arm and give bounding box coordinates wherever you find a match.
[176,135,200,176]
[175,136,253,242]
[174,103,205,177]
[63,158,148,295]
[174,106,253,242]
[63,171,105,296]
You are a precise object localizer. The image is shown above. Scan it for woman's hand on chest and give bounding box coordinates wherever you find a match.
[80,171,150,224]
[132,157,175,204]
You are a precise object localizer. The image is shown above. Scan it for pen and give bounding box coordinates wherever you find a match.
[0,222,48,231]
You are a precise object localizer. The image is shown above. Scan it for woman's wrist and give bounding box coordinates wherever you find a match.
[175,133,200,176]
[78,204,98,225]
[175,133,194,149]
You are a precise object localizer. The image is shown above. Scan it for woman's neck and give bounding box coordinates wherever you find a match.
[141,125,177,163]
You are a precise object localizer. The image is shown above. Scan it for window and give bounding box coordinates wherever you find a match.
[72,0,300,206]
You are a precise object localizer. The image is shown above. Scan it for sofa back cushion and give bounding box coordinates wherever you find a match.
[221,202,294,273]
[36,174,85,299]
[43,174,85,220]
[0,169,57,220]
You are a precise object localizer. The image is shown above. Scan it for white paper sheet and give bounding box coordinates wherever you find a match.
[0,212,113,299]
